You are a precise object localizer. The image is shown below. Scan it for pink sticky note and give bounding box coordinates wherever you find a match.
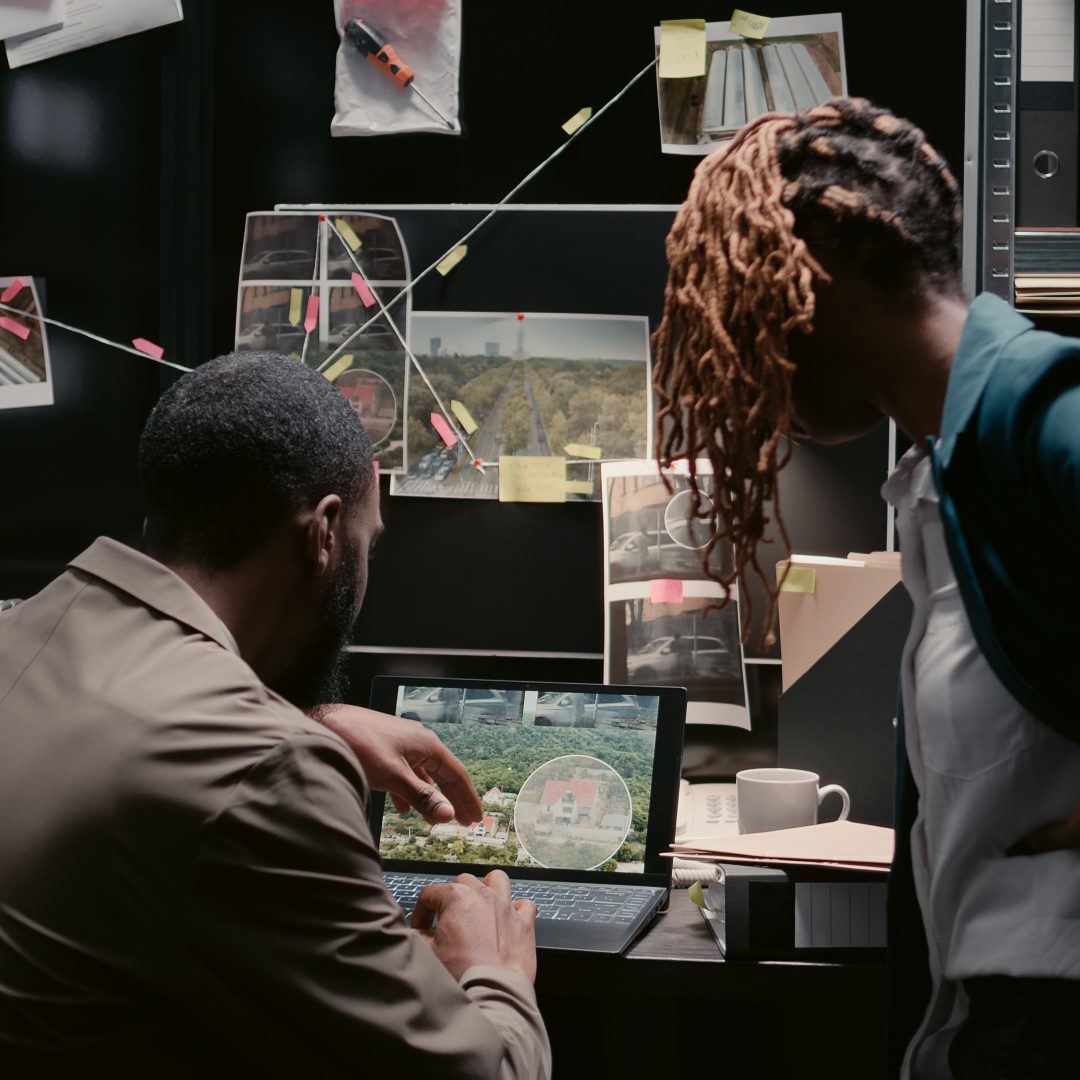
[1,278,25,304]
[430,412,459,449]
[304,294,320,334]
[650,579,684,604]
[0,316,31,341]
[351,272,377,309]
[132,337,165,360]
[373,460,380,481]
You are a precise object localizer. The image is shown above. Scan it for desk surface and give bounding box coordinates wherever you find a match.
[536,889,886,1004]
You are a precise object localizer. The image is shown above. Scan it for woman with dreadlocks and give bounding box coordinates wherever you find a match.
[654,97,1080,1080]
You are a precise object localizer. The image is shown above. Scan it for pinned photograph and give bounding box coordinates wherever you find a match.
[235,283,408,473]
[239,214,320,281]
[235,211,412,473]
[606,469,730,584]
[608,594,745,705]
[0,277,53,410]
[655,13,847,155]
[603,459,751,728]
[391,312,652,501]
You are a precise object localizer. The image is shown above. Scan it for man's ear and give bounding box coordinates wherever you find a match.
[305,494,343,577]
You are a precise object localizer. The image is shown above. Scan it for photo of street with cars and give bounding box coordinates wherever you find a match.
[607,470,730,584]
[382,686,658,871]
[391,313,651,500]
[0,276,52,410]
[607,597,745,707]
[234,283,407,472]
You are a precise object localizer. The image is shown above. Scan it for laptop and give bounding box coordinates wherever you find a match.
[368,676,686,955]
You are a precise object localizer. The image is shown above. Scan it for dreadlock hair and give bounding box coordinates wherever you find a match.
[652,97,962,644]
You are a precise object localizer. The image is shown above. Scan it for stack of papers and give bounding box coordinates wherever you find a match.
[1015,229,1080,317]
[669,820,895,873]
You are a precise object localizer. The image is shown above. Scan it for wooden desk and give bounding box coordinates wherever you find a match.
[535,890,887,1079]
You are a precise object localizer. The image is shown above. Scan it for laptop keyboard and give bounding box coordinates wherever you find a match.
[385,873,655,925]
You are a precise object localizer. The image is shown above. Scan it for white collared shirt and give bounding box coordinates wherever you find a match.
[884,446,1080,1079]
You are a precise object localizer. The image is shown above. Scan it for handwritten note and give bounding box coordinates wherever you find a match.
[304,295,319,334]
[430,411,459,449]
[323,354,354,383]
[498,456,567,503]
[289,288,303,327]
[779,566,817,593]
[1,278,25,304]
[730,9,770,39]
[658,19,706,79]
[450,399,478,434]
[132,337,164,359]
[335,218,362,251]
[351,272,377,309]
[650,578,685,604]
[0,316,31,341]
[436,244,468,276]
[562,107,592,135]
[563,442,602,460]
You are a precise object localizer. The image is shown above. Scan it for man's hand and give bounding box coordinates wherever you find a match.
[316,704,482,826]
[411,870,538,984]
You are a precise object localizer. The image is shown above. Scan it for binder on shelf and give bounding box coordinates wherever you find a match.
[698,862,888,960]
[1016,0,1079,227]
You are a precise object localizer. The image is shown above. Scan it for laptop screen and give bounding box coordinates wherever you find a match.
[368,677,686,887]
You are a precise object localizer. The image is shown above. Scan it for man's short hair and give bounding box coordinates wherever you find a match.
[139,352,374,569]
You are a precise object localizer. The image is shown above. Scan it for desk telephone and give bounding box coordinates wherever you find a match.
[672,781,739,887]
[675,779,739,841]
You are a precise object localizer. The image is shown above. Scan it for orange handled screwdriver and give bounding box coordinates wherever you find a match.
[343,18,454,129]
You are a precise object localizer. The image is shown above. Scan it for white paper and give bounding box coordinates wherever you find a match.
[392,312,654,502]
[0,276,54,410]
[602,459,752,730]
[5,0,182,69]
[0,0,64,43]
[1021,0,1076,82]
[654,13,848,156]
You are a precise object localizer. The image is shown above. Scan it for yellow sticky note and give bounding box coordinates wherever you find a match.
[436,245,468,276]
[450,399,479,435]
[335,218,362,251]
[658,18,707,79]
[563,442,602,460]
[565,479,595,495]
[730,9,770,39]
[498,456,567,503]
[778,566,817,593]
[323,354,354,383]
[562,107,592,135]
[288,288,303,327]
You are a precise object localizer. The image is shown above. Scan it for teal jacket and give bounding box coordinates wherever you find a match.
[931,294,1080,744]
[889,296,1080,1069]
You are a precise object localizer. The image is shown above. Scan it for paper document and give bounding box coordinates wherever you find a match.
[6,0,182,69]
[673,820,895,869]
[0,0,64,42]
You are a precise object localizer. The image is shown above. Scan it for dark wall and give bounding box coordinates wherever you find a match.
[0,1,970,769]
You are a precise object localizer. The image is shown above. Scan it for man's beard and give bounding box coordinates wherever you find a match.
[270,537,361,711]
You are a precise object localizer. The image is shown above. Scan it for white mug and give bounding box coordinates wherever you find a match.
[735,767,850,834]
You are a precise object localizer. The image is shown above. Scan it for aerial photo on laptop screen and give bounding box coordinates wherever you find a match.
[386,686,660,872]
